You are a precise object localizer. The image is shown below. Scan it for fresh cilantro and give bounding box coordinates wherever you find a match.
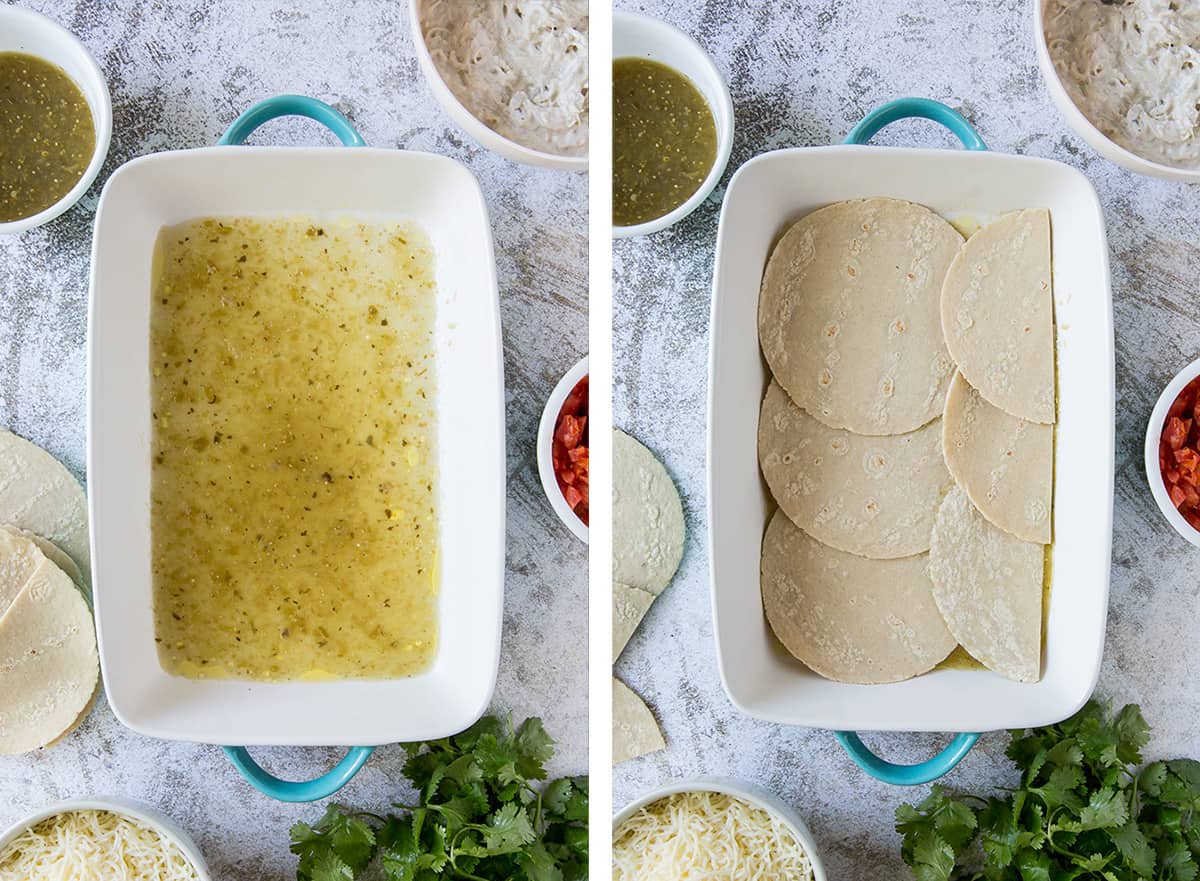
[897,702,1200,880]
[290,716,587,881]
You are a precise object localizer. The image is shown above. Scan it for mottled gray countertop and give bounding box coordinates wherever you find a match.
[613,0,1200,876]
[0,1,586,877]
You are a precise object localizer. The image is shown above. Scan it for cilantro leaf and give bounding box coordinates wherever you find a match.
[909,830,955,881]
[289,716,585,881]
[1077,788,1128,831]
[898,703,1200,881]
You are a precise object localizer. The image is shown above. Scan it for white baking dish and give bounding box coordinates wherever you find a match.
[708,100,1113,746]
[88,99,505,765]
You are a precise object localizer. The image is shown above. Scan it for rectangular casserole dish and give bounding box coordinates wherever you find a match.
[708,102,1114,735]
[88,102,505,749]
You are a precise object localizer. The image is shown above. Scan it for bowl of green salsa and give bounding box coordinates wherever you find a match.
[0,6,111,234]
[613,11,733,238]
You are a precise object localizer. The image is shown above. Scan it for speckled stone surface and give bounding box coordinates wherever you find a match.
[0,2,586,877]
[613,0,1200,876]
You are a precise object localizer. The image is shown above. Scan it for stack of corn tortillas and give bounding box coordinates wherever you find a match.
[611,428,683,764]
[0,430,98,753]
[757,200,1054,685]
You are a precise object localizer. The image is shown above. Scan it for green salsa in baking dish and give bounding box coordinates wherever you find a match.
[613,57,717,227]
[149,216,440,682]
[0,52,95,223]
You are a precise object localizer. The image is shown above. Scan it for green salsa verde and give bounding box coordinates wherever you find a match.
[0,52,95,223]
[613,57,717,227]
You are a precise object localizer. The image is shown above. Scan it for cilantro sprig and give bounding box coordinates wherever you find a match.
[897,701,1200,880]
[290,716,588,881]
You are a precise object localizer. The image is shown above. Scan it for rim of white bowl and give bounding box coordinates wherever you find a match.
[537,355,589,543]
[407,0,588,172]
[0,6,113,235]
[611,11,735,238]
[612,776,827,881]
[0,797,212,881]
[1144,356,1200,548]
[1032,0,1200,182]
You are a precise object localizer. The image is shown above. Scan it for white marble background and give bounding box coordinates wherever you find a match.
[0,1,587,878]
[613,0,1200,876]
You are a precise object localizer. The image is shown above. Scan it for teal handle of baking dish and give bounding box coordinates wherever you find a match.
[844,96,988,151]
[217,93,371,803]
[833,97,985,786]
[223,746,376,802]
[217,94,366,147]
[834,732,980,786]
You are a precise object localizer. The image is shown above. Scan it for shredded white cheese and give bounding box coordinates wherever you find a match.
[612,791,816,881]
[0,810,201,881]
[421,0,588,157]
[1044,0,1200,168]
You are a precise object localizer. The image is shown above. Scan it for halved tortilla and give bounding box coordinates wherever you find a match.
[760,510,955,684]
[0,525,85,599]
[943,372,1053,543]
[758,379,952,558]
[0,558,100,754]
[0,431,90,585]
[758,198,962,435]
[613,582,655,663]
[928,487,1043,683]
[612,429,685,595]
[0,525,52,616]
[940,208,1055,424]
[613,677,665,765]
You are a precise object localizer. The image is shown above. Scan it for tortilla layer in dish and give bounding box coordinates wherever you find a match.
[613,582,655,663]
[613,676,665,765]
[760,509,956,684]
[0,558,99,754]
[758,197,962,436]
[612,429,685,595]
[928,486,1043,683]
[0,430,90,585]
[940,208,1055,424]
[943,371,1053,544]
[759,378,951,559]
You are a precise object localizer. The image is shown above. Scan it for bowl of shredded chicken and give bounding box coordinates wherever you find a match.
[613,781,826,881]
[1038,0,1200,180]
[412,0,588,170]
[0,800,210,881]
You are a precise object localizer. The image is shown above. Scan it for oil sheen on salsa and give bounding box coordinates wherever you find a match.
[150,217,439,681]
[613,57,716,227]
[0,52,95,222]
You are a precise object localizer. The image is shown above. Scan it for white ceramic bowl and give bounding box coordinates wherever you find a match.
[537,355,589,543]
[0,798,211,880]
[0,5,112,234]
[1033,0,1200,182]
[408,0,587,171]
[1144,357,1200,547]
[613,777,827,881]
[612,11,734,238]
[709,143,1113,733]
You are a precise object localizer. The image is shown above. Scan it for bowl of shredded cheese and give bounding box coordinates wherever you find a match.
[1037,0,1200,181]
[410,0,588,171]
[613,778,826,881]
[0,799,210,881]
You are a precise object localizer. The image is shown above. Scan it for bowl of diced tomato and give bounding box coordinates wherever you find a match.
[537,355,588,543]
[1146,357,1200,547]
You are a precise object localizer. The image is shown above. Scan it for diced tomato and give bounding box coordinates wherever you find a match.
[551,375,589,526]
[1159,377,1200,532]
[1166,417,1190,450]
